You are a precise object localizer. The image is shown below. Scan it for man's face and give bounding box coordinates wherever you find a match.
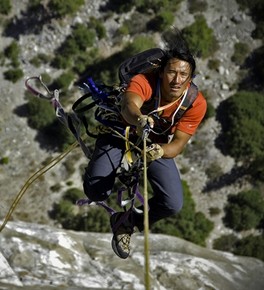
[160,58,192,102]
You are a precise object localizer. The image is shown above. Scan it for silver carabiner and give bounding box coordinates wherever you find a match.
[25,75,57,100]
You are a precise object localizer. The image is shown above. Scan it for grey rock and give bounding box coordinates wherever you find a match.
[0,221,263,290]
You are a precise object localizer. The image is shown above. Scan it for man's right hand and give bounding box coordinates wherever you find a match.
[137,115,154,128]
[136,115,154,137]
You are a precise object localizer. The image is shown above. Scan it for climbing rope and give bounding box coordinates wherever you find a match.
[0,140,79,232]
[143,130,151,290]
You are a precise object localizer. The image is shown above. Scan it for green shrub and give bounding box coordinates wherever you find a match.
[249,156,264,182]
[208,58,220,71]
[209,207,221,216]
[203,101,215,120]
[213,233,264,262]
[52,24,96,69]
[48,0,85,17]
[52,70,75,91]
[64,188,84,202]
[30,53,51,68]
[217,91,264,161]
[26,95,56,130]
[72,48,99,74]
[234,234,264,262]
[118,11,148,35]
[89,17,106,39]
[205,161,223,181]
[188,0,208,13]
[0,0,12,15]
[135,0,182,14]
[223,189,264,231]
[0,157,9,165]
[182,15,219,58]
[50,186,119,232]
[82,35,157,85]
[124,35,157,55]
[4,41,20,67]
[105,0,134,13]
[4,68,23,82]
[147,10,175,31]
[213,234,239,252]
[231,42,250,66]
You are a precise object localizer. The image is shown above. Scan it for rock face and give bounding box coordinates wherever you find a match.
[0,221,263,290]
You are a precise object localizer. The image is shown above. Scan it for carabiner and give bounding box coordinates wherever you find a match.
[25,75,55,100]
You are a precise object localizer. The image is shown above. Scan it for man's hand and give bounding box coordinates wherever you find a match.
[143,143,164,162]
[137,115,154,128]
[136,115,154,137]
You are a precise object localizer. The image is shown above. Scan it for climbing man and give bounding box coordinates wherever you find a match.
[83,29,207,259]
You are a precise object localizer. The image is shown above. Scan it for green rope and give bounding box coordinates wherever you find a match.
[0,140,79,232]
[143,135,151,290]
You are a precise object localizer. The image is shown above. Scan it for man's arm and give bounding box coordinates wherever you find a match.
[161,130,192,158]
[121,91,144,126]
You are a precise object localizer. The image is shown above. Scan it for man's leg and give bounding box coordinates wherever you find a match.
[134,158,183,231]
[83,134,125,201]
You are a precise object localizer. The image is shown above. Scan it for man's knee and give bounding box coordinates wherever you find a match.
[83,175,111,202]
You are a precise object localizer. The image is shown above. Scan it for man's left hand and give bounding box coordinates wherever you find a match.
[143,143,164,162]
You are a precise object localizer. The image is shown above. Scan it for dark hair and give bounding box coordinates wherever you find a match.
[161,28,196,77]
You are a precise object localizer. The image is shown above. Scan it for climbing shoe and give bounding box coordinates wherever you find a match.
[110,212,134,259]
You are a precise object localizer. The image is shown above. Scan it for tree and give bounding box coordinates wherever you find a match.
[216,91,264,161]
[223,190,264,231]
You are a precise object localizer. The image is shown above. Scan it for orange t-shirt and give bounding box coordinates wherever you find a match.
[125,73,207,136]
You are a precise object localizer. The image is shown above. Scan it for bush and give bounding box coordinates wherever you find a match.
[216,91,264,161]
[204,101,215,120]
[234,234,264,262]
[188,0,208,13]
[104,0,134,13]
[52,24,96,69]
[205,161,223,181]
[223,189,264,231]
[118,11,148,36]
[231,42,250,66]
[52,70,75,92]
[30,53,51,68]
[147,10,175,32]
[50,186,119,232]
[48,0,85,17]
[213,233,264,262]
[4,41,20,67]
[182,15,219,58]
[81,35,157,85]
[213,234,239,252]
[26,95,56,130]
[208,58,220,71]
[135,0,182,14]
[0,157,9,165]
[4,68,23,82]
[89,17,106,39]
[0,0,11,15]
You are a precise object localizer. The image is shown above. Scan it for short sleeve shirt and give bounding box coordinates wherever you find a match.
[125,73,207,135]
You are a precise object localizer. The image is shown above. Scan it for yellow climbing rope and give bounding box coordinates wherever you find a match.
[0,140,79,232]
